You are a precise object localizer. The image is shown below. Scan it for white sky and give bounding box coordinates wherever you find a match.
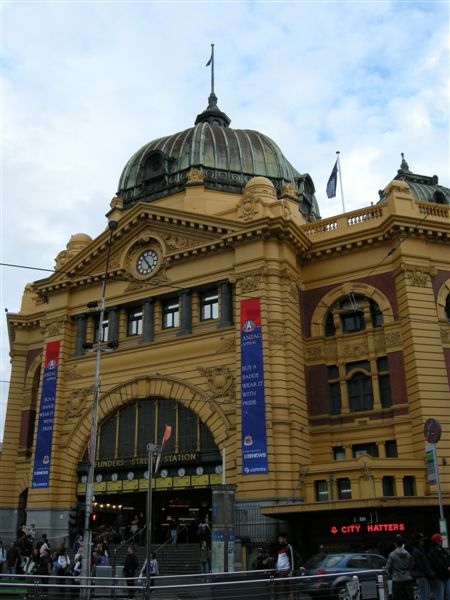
[1,0,449,441]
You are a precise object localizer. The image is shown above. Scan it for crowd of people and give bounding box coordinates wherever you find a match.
[386,532,450,600]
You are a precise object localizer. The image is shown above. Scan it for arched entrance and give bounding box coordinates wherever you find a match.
[76,396,223,544]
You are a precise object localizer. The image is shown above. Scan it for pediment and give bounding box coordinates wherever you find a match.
[32,203,241,294]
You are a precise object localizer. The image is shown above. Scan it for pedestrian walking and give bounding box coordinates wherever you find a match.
[197,516,211,543]
[274,532,294,600]
[139,552,159,586]
[123,546,139,599]
[6,541,20,575]
[427,533,450,600]
[386,535,414,600]
[200,541,211,578]
[38,547,51,599]
[410,533,434,600]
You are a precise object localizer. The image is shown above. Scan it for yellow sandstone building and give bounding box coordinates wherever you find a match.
[1,91,449,559]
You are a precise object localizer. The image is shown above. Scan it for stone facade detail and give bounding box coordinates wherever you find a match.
[198,366,234,403]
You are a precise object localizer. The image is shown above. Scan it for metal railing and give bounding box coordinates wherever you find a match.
[0,567,390,600]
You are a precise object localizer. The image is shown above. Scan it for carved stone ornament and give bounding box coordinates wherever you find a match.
[401,264,435,287]
[41,319,66,337]
[235,269,266,293]
[110,196,123,210]
[441,326,450,344]
[67,387,93,419]
[280,183,297,199]
[269,328,285,345]
[385,330,402,347]
[186,168,205,185]
[284,271,302,297]
[198,366,234,403]
[344,342,369,357]
[237,194,258,221]
[216,337,235,354]
[162,233,197,251]
[306,346,323,361]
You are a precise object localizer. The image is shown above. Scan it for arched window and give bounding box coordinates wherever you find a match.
[325,294,383,337]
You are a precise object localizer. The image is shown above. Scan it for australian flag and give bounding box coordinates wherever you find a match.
[326,160,338,198]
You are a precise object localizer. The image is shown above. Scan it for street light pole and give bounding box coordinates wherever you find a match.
[144,443,159,600]
[81,218,118,599]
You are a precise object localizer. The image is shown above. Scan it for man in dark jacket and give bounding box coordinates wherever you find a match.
[123,546,139,599]
[410,533,434,600]
[427,533,450,600]
[386,535,414,600]
[6,542,20,575]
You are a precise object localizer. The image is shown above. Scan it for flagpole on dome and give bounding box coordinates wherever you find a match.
[336,151,345,213]
[206,43,215,95]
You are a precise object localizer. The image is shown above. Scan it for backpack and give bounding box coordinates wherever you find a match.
[287,544,303,573]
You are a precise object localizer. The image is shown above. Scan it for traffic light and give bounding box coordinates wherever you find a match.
[89,513,97,529]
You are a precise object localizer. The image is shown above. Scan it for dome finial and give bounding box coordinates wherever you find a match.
[400,152,410,171]
[195,44,231,127]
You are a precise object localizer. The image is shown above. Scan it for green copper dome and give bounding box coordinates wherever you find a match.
[379,154,450,205]
[117,94,321,221]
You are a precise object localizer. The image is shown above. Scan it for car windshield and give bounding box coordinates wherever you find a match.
[304,554,346,568]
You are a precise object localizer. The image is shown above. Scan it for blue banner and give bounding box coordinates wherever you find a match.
[32,341,60,488]
[240,298,269,474]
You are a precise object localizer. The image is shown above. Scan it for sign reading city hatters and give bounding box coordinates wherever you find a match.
[240,298,269,474]
[32,340,60,488]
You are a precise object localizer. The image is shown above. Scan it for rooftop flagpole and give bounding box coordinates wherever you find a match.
[336,151,345,213]
[206,43,215,95]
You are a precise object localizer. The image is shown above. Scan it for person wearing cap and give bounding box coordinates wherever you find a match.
[410,533,434,600]
[386,534,414,600]
[427,533,450,600]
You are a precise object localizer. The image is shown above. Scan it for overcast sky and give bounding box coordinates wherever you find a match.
[1,0,449,440]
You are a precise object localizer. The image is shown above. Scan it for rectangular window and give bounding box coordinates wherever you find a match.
[333,446,346,461]
[377,357,392,408]
[352,442,379,458]
[93,313,109,343]
[382,475,395,497]
[337,478,352,500]
[162,299,180,329]
[127,307,143,336]
[403,476,416,496]
[328,366,341,415]
[200,290,219,321]
[385,440,398,457]
[348,373,373,412]
[315,480,329,502]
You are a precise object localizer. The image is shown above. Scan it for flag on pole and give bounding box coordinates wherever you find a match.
[206,53,213,67]
[326,160,338,198]
[155,424,172,473]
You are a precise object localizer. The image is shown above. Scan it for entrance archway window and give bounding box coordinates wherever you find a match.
[162,299,180,329]
[347,371,373,412]
[98,398,218,462]
[325,294,383,337]
[445,293,450,321]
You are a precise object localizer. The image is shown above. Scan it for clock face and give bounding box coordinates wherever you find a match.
[136,249,158,275]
